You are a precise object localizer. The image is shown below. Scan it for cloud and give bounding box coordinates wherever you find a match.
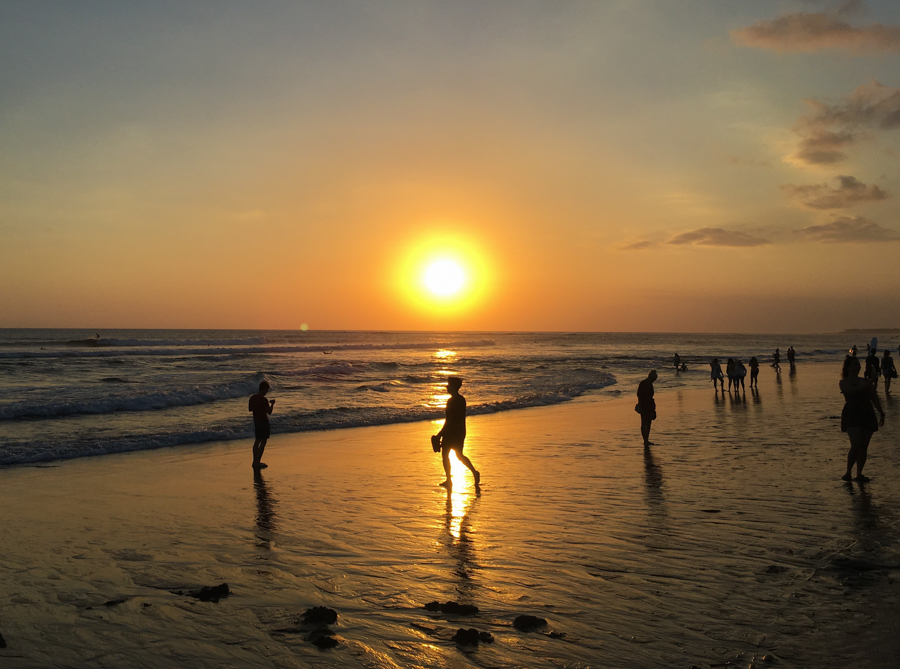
[800,215,900,242]
[732,10,900,54]
[782,175,888,208]
[791,81,900,165]
[667,228,770,247]
[620,240,657,251]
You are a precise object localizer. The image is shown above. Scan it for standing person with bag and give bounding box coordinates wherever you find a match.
[637,370,658,447]
[434,377,480,489]
[882,350,897,393]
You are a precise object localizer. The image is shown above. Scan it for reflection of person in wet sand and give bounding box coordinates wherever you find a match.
[840,356,885,483]
[637,370,658,446]
[249,381,275,469]
[436,377,480,488]
[253,469,277,547]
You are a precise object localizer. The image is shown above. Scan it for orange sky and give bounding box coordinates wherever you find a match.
[2,1,899,332]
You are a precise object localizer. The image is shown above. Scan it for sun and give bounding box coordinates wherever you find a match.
[423,259,466,297]
[394,233,492,314]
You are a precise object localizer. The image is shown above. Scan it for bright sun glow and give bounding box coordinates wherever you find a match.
[423,260,466,297]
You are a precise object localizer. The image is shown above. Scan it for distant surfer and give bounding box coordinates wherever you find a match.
[249,381,275,469]
[864,349,881,389]
[840,356,885,483]
[434,377,480,489]
[637,370,658,447]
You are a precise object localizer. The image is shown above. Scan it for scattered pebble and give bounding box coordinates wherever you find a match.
[309,629,338,649]
[171,583,230,603]
[301,606,338,625]
[513,615,547,632]
[451,628,494,645]
[547,631,566,639]
[424,601,479,615]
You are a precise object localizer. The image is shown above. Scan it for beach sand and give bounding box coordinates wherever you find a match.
[1,362,899,668]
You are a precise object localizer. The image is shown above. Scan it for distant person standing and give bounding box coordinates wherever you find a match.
[725,358,736,392]
[435,377,479,488]
[840,356,885,482]
[850,344,858,357]
[637,370,658,447]
[673,353,681,371]
[864,349,881,389]
[710,358,724,392]
[787,346,796,368]
[735,359,747,391]
[748,356,760,388]
[249,381,275,469]
[771,348,781,373]
[884,350,898,393]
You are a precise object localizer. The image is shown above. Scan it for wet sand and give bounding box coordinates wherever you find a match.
[1,362,899,668]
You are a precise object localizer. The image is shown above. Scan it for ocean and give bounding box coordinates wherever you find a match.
[0,329,884,466]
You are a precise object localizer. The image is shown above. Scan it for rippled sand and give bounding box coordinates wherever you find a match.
[1,362,898,668]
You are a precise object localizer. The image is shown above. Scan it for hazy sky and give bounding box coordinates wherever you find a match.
[2,0,899,332]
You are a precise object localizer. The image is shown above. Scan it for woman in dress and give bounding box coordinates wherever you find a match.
[840,355,885,482]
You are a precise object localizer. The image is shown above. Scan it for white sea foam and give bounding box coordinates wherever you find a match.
[0,374,267,420]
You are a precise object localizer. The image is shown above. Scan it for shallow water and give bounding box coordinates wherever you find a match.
[1,362,898,667]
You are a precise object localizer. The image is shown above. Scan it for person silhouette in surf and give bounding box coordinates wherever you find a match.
[249,381,275,469]
[436,377,480,489]
[883,350,897,393]
[748,356,759,388]
[771,348,781,373]
[637,370,658,447]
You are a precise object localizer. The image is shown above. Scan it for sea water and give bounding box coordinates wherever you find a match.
[0,329,881,465]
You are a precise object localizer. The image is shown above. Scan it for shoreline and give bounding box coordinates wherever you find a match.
[2,362,898,667]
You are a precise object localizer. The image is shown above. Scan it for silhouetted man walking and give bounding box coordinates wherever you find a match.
[435,376,480,489]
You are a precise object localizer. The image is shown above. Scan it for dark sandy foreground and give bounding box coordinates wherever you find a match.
[1,362,899,668]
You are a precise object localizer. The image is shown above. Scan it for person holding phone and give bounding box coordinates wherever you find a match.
[249,381,275,469]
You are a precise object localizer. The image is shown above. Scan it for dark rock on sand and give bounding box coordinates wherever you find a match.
[424,601,479,615]
[513,615,547,632]
[765,565,788,575]
[104,597,128,607]
[308,629,338,649]
[301,606,338,625]
[172,583,230,603]
[451,628,494,645]
[0,632,6,649]
[547,631,566,639]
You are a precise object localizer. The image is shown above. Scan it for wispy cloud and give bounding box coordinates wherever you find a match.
[791,81,900,165]
[782,175,888,208]
[732,9,900,54]
[667,228,770,247]
[800,216,900,242]
[620,240,657,251]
